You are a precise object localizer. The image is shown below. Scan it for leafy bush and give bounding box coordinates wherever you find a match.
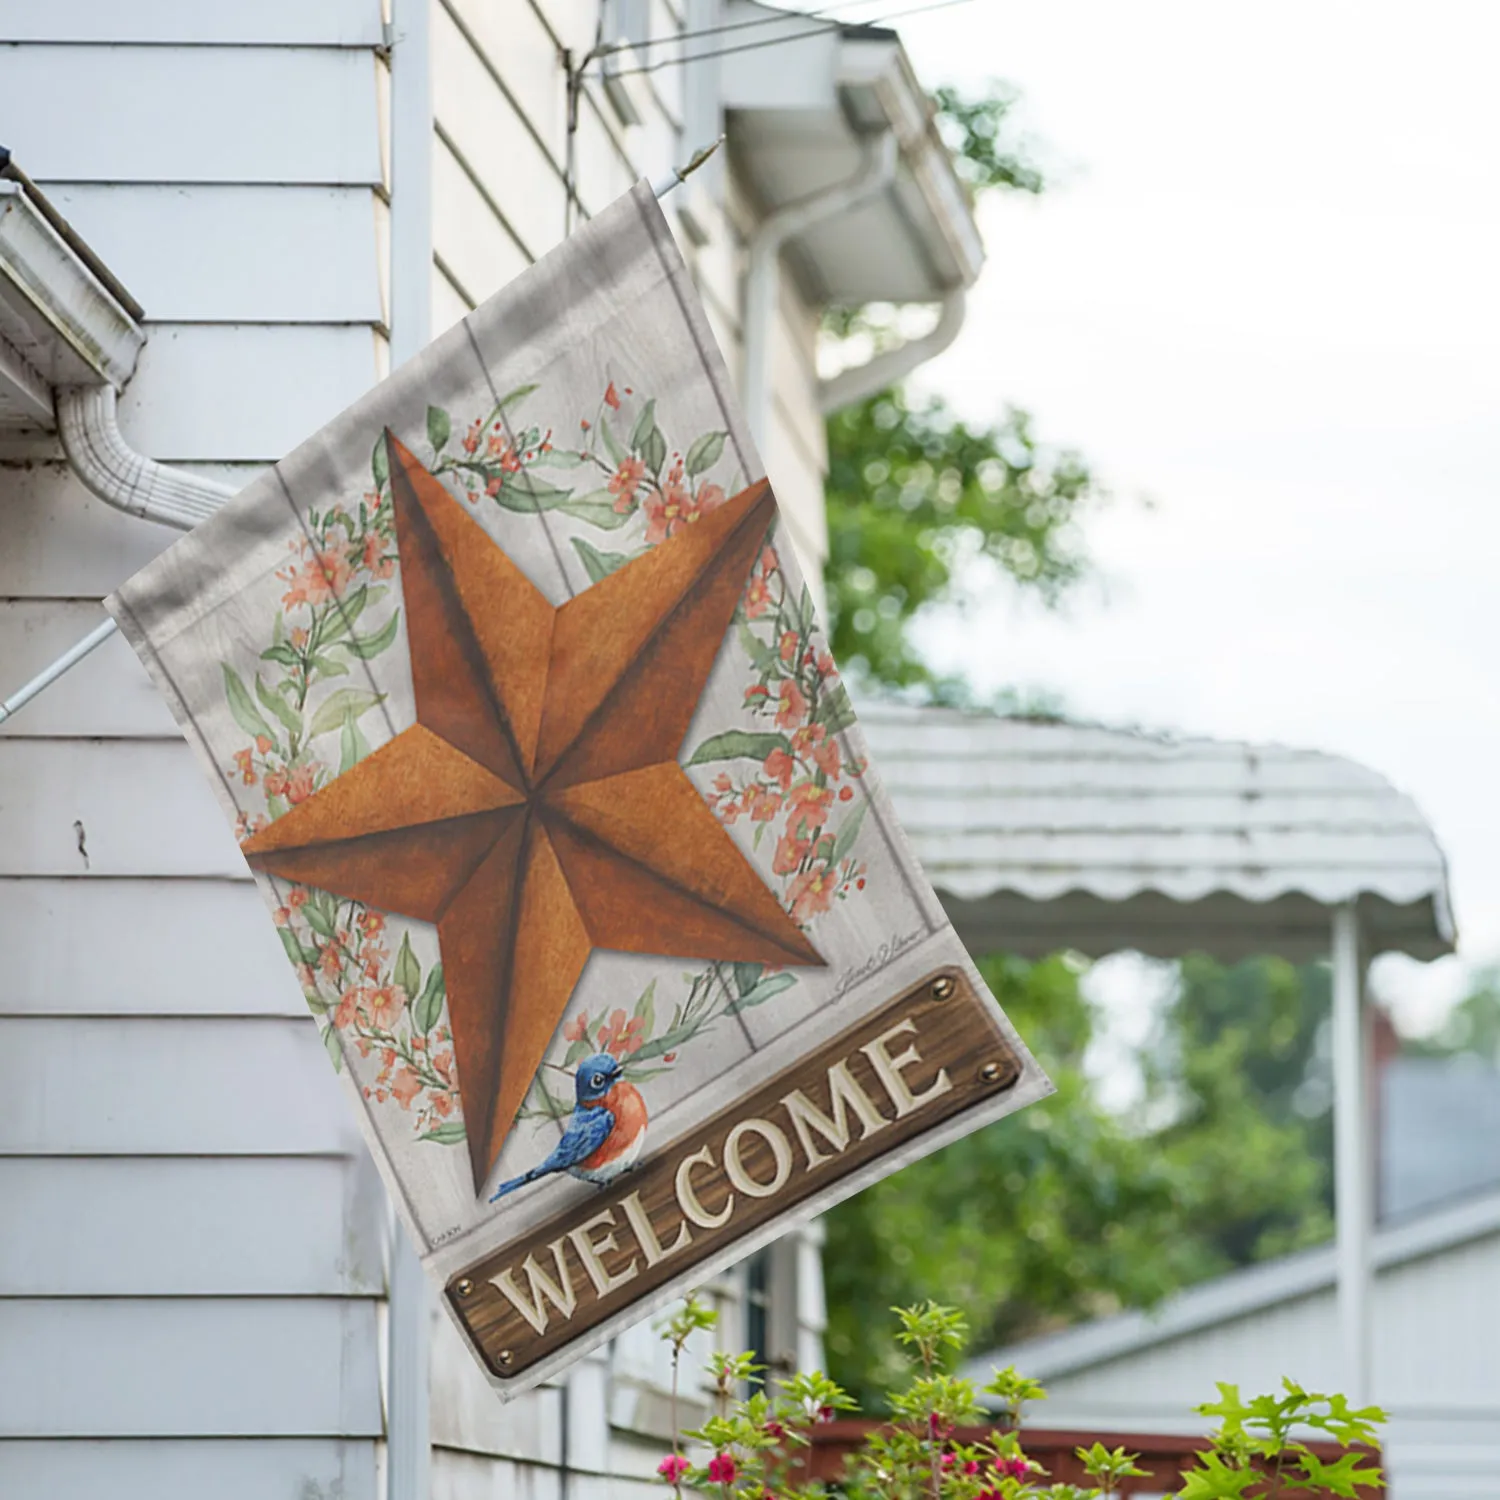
[655,1298,1384,1499]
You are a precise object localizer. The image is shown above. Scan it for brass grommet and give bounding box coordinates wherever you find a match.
[496,1349,514,1369]
[931,974,956,1001]
[978,1060,1006,1084]
[455,1278,474,1298]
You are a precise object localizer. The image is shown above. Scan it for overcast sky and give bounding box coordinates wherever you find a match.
[873,0,1500,1033]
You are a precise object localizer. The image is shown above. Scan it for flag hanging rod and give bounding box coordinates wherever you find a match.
[0,142,722,731]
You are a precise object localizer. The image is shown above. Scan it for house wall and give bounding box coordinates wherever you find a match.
[0,1,834,1495]
[1021,1229,1500,1500]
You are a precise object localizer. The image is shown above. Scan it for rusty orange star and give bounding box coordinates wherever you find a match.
[244,432,823,1192]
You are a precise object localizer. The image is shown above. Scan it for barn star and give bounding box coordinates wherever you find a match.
[244,432,822,1193]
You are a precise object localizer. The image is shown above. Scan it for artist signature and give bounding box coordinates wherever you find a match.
[831,927,926,1002]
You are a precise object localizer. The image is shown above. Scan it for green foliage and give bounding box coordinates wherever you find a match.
[656,1303,1384,1499]
[821,80,1096,698]
[824,395,1097,693]
[932,82,1045,198]
[1406,965,1500,1063]
[825,954,1338,1406]
[1178,1381,1386,1498]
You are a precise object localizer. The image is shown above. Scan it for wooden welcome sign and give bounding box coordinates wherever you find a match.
[106,182,1050,1394]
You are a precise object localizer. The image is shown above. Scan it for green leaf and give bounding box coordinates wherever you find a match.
[338,710,370,773]
[278,926,318,968]
[684,430,727,477]
[686,729,791,768]
[426,404,451,453]
[489,473,575,514]
[630,1019,706,1064]
[317,585,370,645]
[736,625,778,677]
[395,932,421,1000]
[572,536,636,584]
[341,610,401,660]
[726,974,796,1013]
[497,382,537,412]
[371,433,390,490]
[260,642,302,669]
[254,673,301,737]
[831,798,868,864]
[414,963,445,1034]
[598,414,626,467]
[421,1120,467,1145]
[308,687,385,737]
[302,901,336,940]
[815,680,858,736]
[733,962,763,998]
[640,423,667,477]
[533,448,590,469]
[632,979,657,1039]
[557,492,636,530]
[307,654,350,679]
[222,663,274,743]
[323,1023,344,1073]
[629,398,657,453]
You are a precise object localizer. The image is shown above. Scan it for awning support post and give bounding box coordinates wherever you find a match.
[1331,901,1372,1404]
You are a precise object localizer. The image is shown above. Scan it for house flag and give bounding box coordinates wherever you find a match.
[107,182,1051,1394]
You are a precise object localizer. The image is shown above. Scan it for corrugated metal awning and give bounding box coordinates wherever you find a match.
[860,705,1454,962]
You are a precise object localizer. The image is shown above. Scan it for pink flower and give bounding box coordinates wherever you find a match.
[743,569,772,619]
[642,459,696,544]
[778,631,799,664]
[366,985,403,1029]
[285,763,317,805]
[813,737,842,779]
[598,1008,644,1058]
[816,1405,835,1424]
[608,455,646,513]
[763,746,796,790]
[695,480,726,515]
[389,1066,423,1108]
[773,826,814,876]
[334,989,362,1028]
[657,1454,690,1482]
[775,680,808,731]
[787,865,837,924]
[462,419,483,455]
[787,782,833,830]
[744,785,782,823]
[706,1453,737,1484]
[564,1012,590,1044]
[233,748,257,785]
[604,382,621,410]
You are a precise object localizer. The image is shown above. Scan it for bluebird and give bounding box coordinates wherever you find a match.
[490,1051,649,1201]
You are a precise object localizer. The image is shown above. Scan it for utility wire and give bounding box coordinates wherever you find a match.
[603,0,974,79]
[589,0,897,62]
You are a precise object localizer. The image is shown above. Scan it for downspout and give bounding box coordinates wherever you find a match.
[816,284,967,414]
[383,0,433,1493]
[742,129,898,450]
[55,385,234,528]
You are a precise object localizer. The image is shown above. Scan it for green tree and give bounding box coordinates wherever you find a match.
[821,89,1337,1402]
[822,83,1101,695]
[823,954,1338,1404]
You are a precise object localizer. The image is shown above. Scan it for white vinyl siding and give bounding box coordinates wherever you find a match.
[0,8,391,1496]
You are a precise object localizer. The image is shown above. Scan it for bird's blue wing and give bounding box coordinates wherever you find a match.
[546,1105,615,1170]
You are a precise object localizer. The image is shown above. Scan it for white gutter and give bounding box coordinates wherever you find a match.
[742,129,898,449]
[817,285,966,414]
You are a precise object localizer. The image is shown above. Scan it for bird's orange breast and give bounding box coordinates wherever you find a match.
[581,1080,648,1169]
